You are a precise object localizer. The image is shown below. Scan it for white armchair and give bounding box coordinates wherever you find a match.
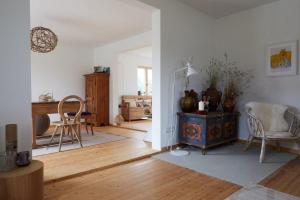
[245,102,300,163]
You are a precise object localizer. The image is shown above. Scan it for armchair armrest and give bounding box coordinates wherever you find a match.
[246,108,265,138]
[287,110,300,136]
[119,102,130,108]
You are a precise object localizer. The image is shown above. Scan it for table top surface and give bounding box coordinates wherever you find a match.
[32,101,79,105]
[0,160,43,178]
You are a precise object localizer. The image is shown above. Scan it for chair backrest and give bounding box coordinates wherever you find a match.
[58,95,84,124]
[245,102,289,132]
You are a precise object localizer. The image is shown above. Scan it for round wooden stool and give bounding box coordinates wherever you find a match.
[0,160,44,200]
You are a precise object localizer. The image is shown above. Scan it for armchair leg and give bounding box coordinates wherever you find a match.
[72,125,83,148]
[69,126,74,144]
[47,126,59,149]
[244,136,254,152]
[58,126,65,152]
[91,123,94,135]
[260,139,266,163]
[276,141,281,152]
[298,140,300,155]
[85,119,89,134]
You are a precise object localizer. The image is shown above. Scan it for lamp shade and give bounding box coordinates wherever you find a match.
[186,62,198,77]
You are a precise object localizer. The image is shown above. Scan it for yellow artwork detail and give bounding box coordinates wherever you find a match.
[271,49,292,69]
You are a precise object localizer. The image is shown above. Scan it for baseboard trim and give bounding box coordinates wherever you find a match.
[237,139,300,156]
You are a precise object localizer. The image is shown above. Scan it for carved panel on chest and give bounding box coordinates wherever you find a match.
[223,122,235,139]
[181,121,202,142]
[207,124,222,141]
[178,112,239,151]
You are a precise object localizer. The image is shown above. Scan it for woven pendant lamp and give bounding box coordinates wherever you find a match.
[30,26,58,53]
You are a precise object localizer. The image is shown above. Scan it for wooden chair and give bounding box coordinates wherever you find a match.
[67,101,94,135]
[48,95,84,152]
[245,102,300,163]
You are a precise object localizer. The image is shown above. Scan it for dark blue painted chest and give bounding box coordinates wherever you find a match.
[177,112,239,154]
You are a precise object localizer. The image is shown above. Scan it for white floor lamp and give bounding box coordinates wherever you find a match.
[169,60,198,157]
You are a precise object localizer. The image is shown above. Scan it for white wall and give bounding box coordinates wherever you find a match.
[117,48,152,96]
[94,31,152,123]
[140,0,214,147]
[151,10,161,149]
[3,0,297,152]
[213,0,300,149]
[31,45,94,101]
[31,45,94,121]
[0,0,32,153]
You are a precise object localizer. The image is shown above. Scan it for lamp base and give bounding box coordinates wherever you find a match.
[170,148,189,157]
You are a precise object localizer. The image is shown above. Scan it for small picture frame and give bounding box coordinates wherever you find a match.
[266,40,298,76]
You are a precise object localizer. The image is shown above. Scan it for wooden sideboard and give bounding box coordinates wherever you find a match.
[85,73,109,126]
[32,101,80,148]
[177,112,239,154]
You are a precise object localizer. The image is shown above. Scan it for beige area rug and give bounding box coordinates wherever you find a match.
[32,131,127,157]
[226,185,300,200]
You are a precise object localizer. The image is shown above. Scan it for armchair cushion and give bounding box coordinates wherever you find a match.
[265,131,296,139]
[246,102,289,132]
[124,99,137,107]
[67,111,92,116]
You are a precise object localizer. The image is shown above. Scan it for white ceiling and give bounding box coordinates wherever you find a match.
[179,0,279,18]
[30,0,153,47]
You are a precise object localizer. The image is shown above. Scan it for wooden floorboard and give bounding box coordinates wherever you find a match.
[38,125,300,199]
[260,157,300,197]
[95,126,148,140]
[35,126,158,183]
[44,159,241,200]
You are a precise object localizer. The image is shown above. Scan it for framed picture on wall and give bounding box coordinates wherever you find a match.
[266,40,298,76]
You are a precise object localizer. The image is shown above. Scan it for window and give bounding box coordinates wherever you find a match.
[137,66,152,95]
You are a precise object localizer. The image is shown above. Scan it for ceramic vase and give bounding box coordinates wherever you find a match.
[180,91,196,113]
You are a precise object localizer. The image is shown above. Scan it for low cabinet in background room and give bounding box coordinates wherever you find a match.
[85,73,109,126]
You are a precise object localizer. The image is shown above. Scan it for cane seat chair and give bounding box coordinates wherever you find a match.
[67,101,94,135]
[245,102,300,163]
[48,95,84,151]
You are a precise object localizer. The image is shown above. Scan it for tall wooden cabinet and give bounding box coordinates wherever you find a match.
[84,73,109,126]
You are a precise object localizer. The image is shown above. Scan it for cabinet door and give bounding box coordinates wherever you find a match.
[96,75,109,125]
[85,76,97,113]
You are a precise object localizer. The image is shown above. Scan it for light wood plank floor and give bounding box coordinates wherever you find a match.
[260,157,300,197]
[95,126,149,140]
[35,126,158,183]
[44,159,241,200]
[39,126,300,199]
[119,119,152,132]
